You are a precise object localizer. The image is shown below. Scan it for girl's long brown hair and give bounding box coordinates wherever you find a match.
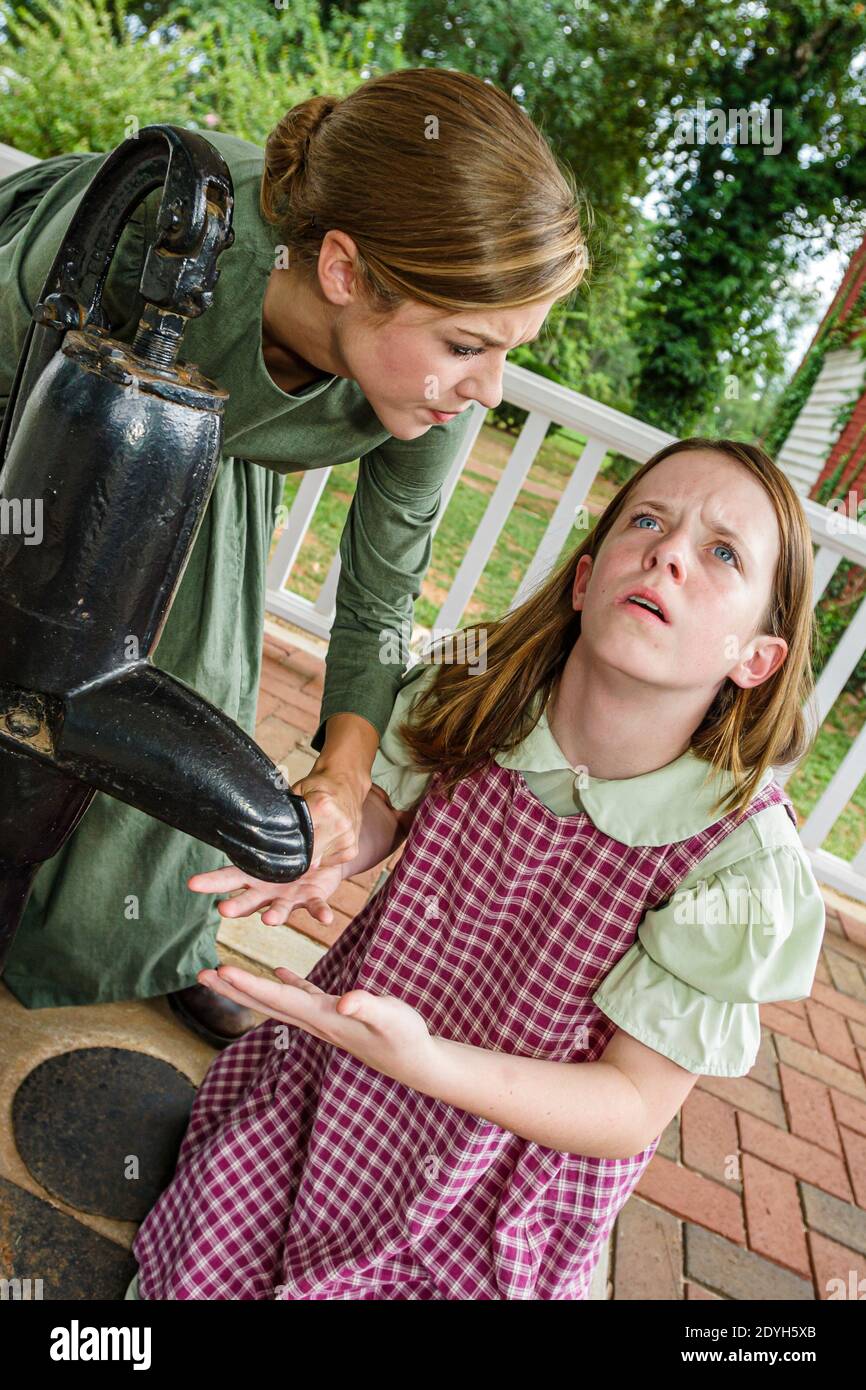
[398,439,819,824]
[259,66,589,311]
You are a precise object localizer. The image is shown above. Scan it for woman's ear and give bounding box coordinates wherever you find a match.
[317,228,363,306]
[572,554,593,612]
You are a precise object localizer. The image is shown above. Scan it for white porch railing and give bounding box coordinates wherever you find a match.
[267,369,866,906]
[0,141,39,174]
[3,141,866,903]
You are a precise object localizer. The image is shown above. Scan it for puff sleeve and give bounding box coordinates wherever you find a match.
[369,661,439,812]
[591,845,826,1077]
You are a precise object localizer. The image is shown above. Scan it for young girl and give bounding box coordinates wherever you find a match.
[125,436,826,1301]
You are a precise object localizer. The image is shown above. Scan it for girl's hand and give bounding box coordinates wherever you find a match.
[198,963,441,1092]
[290,765,365,870]
[188,860,344,927]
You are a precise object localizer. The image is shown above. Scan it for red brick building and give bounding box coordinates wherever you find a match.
[769,234,866,506]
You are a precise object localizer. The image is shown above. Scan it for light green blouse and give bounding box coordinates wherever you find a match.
[369,661,827,1078]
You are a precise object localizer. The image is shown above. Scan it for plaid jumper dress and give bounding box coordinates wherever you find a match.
[132,757,795,1300]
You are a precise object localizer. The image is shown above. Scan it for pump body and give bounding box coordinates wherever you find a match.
[0,125,314,967]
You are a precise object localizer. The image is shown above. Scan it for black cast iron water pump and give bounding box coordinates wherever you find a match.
[0,124,314,968]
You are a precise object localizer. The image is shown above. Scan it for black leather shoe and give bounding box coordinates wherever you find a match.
[166,982,258,1050]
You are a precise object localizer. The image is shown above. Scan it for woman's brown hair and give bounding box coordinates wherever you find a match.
[397,439,819,824]
[259,67,589,313]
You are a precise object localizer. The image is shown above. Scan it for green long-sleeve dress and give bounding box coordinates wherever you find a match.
[0,130,477,1008]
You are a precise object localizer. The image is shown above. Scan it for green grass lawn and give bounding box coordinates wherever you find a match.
[274,421,608,620]
[272,418,866,865]
[785,690,866,862]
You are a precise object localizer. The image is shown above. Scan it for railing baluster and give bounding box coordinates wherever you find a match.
[435,410,550,633]
[799,718,866,851]
[266,466,332,596]
[811,593,866,728]
[509,437,607,612]
[811,544,841,606]
[311,401,488,622]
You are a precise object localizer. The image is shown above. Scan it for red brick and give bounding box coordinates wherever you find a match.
[774,998,809,1018]
[823,950,866,1002]
[823,909,845,938]
[685,1223,814,1299]
[749,1030,780,1091]
[254,714,300,765]
[814,955,832,985]
[255,690,280,724]
[741,1152,810,1276]
[331,879,373,919]
[738,1112,853,1201]
[259,662,315,705]
[779,1064,841,1154]
[837,909,866,951]
[635,1153,746,1244]
[262,636,293,664]
[805,999,860,1069]
[286,905,351,949]
[697,1074,787,1127]
[681,1089,740,1185]
[612,1196,682,1300]
[266,695,320,737]
[839,1126,866,1208]
[760,1002,815,1047]
[830,1087,866,1138]
[819,933,866,973]
[773,1034,866,1101]
[261,634,326,677]
[809,1230,866,1300]
[280,646,327,681]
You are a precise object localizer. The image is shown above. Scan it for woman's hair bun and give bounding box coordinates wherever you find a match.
[263,94,341,198]
[260,67,589,313]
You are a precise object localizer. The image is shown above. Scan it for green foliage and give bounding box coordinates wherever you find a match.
[0,0,213,153]
[628,1,866,432]
[2,0,861,441]
[0,0,404,155]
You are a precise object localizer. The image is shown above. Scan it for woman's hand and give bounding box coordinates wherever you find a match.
[197,963,441,1092]
[188,860,344,927]
[291,764,366,870]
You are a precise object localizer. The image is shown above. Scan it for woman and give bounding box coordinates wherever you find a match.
[0,67,588,1044]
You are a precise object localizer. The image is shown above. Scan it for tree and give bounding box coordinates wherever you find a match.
[630,0,866,432]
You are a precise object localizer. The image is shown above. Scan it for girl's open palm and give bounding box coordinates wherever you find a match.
[188,861,344,927]
[197,963,440,1092]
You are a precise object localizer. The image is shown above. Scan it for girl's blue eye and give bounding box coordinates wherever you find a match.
[448,342,484,358]
[628,511,740,568]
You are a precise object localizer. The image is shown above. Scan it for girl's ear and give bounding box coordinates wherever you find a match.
[729,634,788,690]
